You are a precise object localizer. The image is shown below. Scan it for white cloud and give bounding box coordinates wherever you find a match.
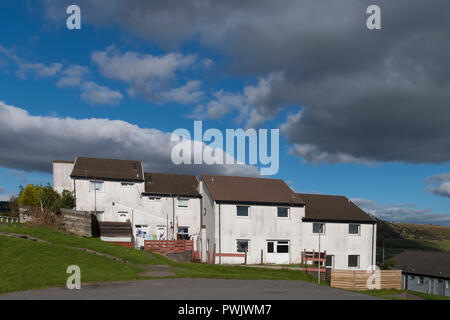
[56,65,89,87]
[0,101,259,177]
[162,80,203,104]
[426,173,450,198]
[91,46,199,103]
[352,198,450,226]
[80,82,123,106]
[194,72,284,127]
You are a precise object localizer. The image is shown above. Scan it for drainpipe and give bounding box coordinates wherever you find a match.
[219,203,221,264]
[372,223,375,269]
[172,196,176,240]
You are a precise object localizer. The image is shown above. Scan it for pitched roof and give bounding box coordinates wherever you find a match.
[70,157,144,182]
[393,250,450,279]
[298,193,376,223]
[144,172,200,197]
[202,175,304,206]
[52,160,74,164]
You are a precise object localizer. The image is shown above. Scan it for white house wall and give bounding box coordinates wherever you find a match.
[213,203,306,265]
[301,222,377,270]
[52,162,74,194]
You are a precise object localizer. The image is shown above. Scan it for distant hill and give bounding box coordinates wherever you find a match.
[375,218,450,262]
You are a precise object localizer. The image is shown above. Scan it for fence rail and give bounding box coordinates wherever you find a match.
[211,243,247,264]
[144,240,194,254]
[0,216,18,223]
[330,269,402,291]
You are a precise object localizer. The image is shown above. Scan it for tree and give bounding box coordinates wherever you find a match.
[17,183,75,213]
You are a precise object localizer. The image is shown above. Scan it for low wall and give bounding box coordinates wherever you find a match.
[331,269,402,291]
[61,209,94,237]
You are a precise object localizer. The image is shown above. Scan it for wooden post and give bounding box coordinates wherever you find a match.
[244,247,248,265]
[260,249,263,265]
[213,244,216,265]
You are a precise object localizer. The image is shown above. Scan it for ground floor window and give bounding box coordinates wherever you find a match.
[276,241,289,253]
[237,239,249,253]
[326,255,334,268]
[348,255,359,268]
[178,227,190,240]
[418,276,426,285]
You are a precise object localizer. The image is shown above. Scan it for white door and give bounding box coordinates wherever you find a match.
[266,240,290,264]
[135,225,149,248]
[157,226,167,240]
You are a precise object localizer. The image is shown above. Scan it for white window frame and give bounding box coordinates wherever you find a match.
[236,239,250,253]
[312,222,325,235]
[236,205,250,218]
[349,224,361,235]
[446,280,450,289]
[177,197,190,209]
[89,180,104,192]
[348,254,360,268]
[277,207,290,219]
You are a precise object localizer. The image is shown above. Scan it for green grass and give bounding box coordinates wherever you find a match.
[0,235,143,294]
[0,223,157,265]
[358,289,407,300]
[0,223,326,294]
[406,290,450,300]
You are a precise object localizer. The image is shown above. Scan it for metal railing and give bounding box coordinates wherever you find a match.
[0,216,19,223]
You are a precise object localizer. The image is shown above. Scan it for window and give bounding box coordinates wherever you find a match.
[148,196,161,201]
[237,239,249,253]
[267,241,274,253]
[177,198,189,208]
[178,227,190,240]
[446,280,450,289]
[418,277,425,285]
[277,207,289,218]
[313,222,325,234]
[348,255,359,268]
[349,224,360,235]
[276,241,289,253]
[237,206,249,217]
[121,182,135,187]
[326,255,334,268]
[90,181,104,192]
[408,275,414,280]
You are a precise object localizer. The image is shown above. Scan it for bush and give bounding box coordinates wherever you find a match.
[17,183,75,214]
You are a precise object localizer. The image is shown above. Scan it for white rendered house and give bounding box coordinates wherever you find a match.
[52,157,202,249]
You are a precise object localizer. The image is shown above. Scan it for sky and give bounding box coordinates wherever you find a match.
[0,1,449,225]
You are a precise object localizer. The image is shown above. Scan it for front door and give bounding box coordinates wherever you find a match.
[135,225,149,249]
[266,240,290,264]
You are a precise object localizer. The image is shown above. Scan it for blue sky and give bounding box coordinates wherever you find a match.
[0,1,450,225]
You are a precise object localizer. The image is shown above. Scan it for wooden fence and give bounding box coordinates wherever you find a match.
[211,243,247,264]
[330,269,402,291]
[0,216,18,223]
[144,239,194,254]
[301,250,327,273]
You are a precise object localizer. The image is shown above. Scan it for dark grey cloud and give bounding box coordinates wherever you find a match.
[0,101,259,177]
[42,0,450,163]
[352,198,450,226]
[0,186,5,194]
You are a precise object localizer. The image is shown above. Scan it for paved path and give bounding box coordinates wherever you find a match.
[0,278,381,300]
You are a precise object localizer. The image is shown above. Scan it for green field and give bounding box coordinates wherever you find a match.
[0,223,322,294]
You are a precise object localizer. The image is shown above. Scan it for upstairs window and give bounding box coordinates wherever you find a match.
[313,222,325,234]
[177,198,189,208]
[121,182,135,187]
[237,206,249,217]
[90,181,104,192]
[349,224,361,235]
[277,207,289,218]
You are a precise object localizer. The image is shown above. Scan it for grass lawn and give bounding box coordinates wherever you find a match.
[0,235,143,294]
[0,223,325,294]
[0,223,157,265]
[406,290,450,300]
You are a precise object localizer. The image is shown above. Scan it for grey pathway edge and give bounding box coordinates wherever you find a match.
[0,278,382,300]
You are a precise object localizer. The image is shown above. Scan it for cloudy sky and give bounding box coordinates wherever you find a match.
[0,1,449,225]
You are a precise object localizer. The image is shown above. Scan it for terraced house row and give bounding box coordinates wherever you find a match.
[53,157,377,270]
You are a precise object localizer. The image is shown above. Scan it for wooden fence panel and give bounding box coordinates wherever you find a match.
[331,269,402,291]
[144,240,194,254]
